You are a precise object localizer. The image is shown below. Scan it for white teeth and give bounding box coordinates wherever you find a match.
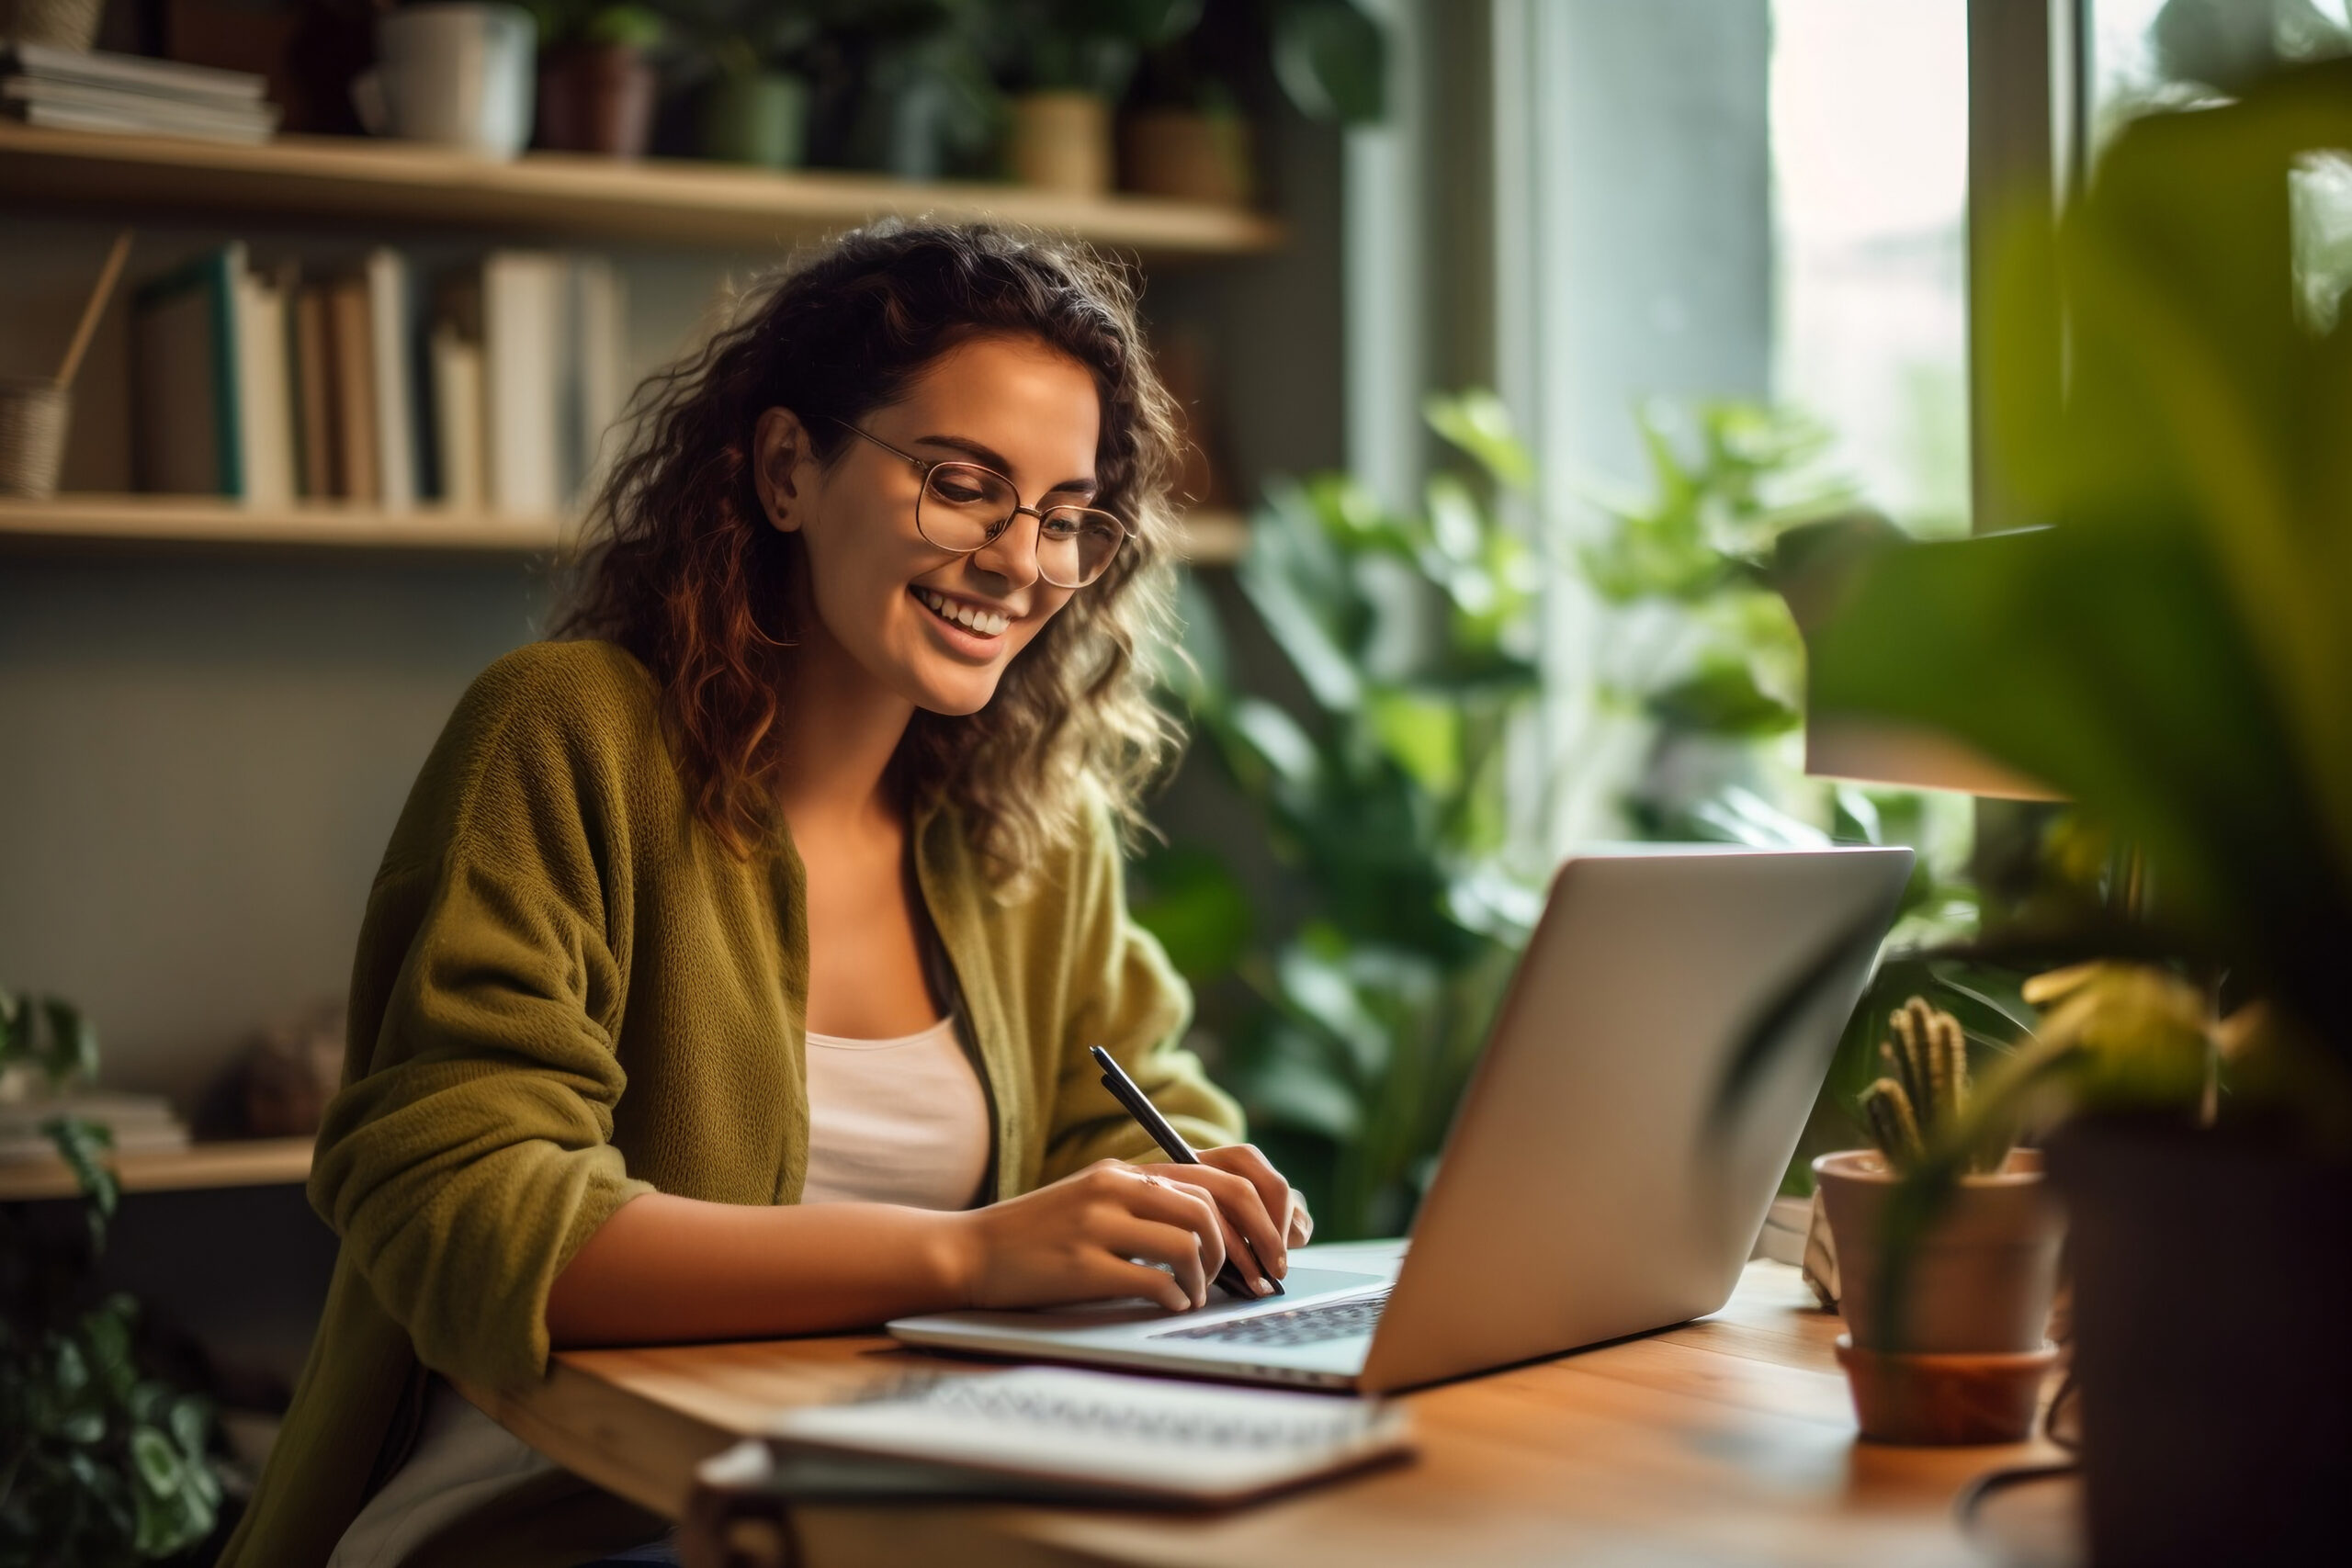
[918,590,1008,637]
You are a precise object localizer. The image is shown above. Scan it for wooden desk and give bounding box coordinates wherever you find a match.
[468,1258,2075,1567]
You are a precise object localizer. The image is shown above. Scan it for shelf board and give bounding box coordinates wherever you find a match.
[0,124,1285,257]
[0,494,1249,562]
[0,494,561,554]
[0,1136,312,1202]
[1177,507,1249,565]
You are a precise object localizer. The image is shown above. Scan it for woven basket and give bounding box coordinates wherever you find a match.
[0,379,72,500]
[1,0,106,50]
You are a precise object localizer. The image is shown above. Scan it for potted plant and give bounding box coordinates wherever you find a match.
[985,0,1202,197]
[1,987,224,1562]
[527,0,666,156]
[792,0,1001,181]
[1789,56,2352,1564]
[656,0,816,167]
[1811,996,2064,1444]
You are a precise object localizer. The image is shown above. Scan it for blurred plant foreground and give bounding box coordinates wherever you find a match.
[1137,390,1982,1239]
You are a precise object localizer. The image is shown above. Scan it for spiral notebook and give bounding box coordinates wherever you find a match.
[729,1366,1414,1506]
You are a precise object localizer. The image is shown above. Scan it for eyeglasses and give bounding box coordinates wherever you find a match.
[823,418,1128,590]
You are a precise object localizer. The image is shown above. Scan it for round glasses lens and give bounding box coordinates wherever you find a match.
[1038,507,1126,587]
[918,463,1016,551]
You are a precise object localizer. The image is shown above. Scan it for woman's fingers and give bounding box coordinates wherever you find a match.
[1183,1147,1293,1277]
[1086,1163,1227,1283]
[1098,1213,1212,1309]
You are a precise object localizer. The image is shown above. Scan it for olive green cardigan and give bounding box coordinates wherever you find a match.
[219,640,1241,1568]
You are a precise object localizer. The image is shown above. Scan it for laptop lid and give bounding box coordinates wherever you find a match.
[1354,844,1912,1392]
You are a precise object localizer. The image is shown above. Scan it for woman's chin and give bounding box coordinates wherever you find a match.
[904,664,1002,717]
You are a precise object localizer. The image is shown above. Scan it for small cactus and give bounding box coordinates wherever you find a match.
[1858,996,2004,1174]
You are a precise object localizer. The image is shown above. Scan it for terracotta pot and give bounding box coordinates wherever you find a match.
[1815,1147,2063,1352]
[1814,1147,2064,1443]
[1008,90,1111,197]
[2049,1118,2352,1567]
[536,42,655,157]
[1119,107,1252,206]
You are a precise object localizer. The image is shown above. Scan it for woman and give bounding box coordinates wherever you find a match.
[220,222,1309,1568]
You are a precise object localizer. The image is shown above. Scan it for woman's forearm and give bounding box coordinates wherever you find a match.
[544,1192,972,1347]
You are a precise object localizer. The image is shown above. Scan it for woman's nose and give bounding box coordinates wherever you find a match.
[967,510,1044,589]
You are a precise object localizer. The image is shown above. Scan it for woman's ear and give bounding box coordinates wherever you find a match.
[752,408,811,533]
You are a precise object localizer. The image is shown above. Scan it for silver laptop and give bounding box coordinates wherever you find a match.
[891,845,1913,1393]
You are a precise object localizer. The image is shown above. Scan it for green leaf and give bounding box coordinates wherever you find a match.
[129,1426,180,1497]
[1269,0,1386,124]
[1237,1043,1363,1142]
[1129,845,1253,985]
[1365,690,1463,798]
[40,1114,119,1240]
[1275,942,1390,1084]
[1645,658,1801,737]
[1226,697,1319,789]
[1423,390,1534,491]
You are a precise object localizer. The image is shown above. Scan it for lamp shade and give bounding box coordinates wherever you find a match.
[1805,715,2064,801]
[1777,517,2064,802]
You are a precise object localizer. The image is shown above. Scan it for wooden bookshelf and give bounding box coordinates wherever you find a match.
[0,494,1250,563]
[0,124,1285,257]
[0,494,562,553]
[0,1136,312,1202]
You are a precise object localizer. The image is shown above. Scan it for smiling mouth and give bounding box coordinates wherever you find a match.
[913,587,1012,639]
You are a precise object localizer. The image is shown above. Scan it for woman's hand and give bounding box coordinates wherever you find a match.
[1150,1144,1314,1292]
[946,1160,1231,1314]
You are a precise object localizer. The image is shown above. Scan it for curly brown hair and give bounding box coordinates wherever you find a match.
[555,221,1190,897]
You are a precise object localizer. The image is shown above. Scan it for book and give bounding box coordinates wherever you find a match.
[739,1366,1415,1506]
[482,251,565,520]
[0,96,275,145]
[0,76,279,139]
[131,247,238,495]
[292,283,333,499]
[0,1090,190,1166]
[569,254,628,504]
[366,248,417,513]
[234,261,295,506]
[324,273,378,502]
[429,321,486,512]
[130,242,292,502]
[0,42,266,105]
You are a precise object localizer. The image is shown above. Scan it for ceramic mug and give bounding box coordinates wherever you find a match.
[351,3,537,159]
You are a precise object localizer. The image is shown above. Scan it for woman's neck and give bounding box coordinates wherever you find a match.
[769,630,918,835]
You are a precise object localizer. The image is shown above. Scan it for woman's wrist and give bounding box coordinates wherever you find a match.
[922,1206,985,1311]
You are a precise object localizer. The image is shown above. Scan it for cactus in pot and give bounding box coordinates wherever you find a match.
[1812,996,2064,1444]
[1858,997,2010,1176]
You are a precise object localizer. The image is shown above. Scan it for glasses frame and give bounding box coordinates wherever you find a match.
[822,417,1128,590]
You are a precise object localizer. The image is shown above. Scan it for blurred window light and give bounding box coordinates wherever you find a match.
[2091,1,2352,334]
[1770,0,1973,538]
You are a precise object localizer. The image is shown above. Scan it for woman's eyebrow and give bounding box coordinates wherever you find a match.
[911,434,1097,494]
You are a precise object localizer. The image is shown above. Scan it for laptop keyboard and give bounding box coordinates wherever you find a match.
[1149,1291,1391,1348]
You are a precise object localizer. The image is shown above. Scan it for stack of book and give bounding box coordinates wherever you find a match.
[0,1089,189,1164]
[130,243,628,520]
[0,43,279,144]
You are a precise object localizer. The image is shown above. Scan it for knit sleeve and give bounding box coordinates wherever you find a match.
[307,645,658,1393]
[1038,793,1245,1183]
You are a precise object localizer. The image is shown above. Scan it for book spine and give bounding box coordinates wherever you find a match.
[367,248,415,513]
[211,245,243,498]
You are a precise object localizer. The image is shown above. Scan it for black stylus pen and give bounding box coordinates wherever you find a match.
[1089,1044,1286,1301]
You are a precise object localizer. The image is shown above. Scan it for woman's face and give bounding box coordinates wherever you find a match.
[756,334,1100,717]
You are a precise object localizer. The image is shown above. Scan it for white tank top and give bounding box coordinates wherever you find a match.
[800,1014,992,1210]
[328,1017,991,1567]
